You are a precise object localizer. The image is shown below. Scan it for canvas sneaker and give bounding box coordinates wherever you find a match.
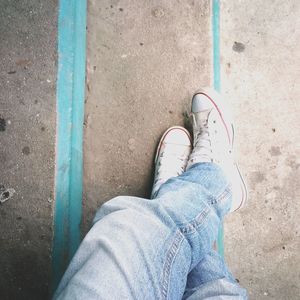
[151,126,192,198]
[186,88,247,212]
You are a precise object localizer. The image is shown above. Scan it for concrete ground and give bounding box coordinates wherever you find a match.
[85,0,300,299]
[1,0,299,299]
[222,1,300,299]
[0,0,56,299]
[83,0,211,230]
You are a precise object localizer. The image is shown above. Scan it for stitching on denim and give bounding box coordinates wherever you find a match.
[210,185,231,205]
[179,207,211,235]
[160,209,210,299]
[161,231,184,300]
[159,186,231,299]
[216,185,231,203]
[179,186,231,235]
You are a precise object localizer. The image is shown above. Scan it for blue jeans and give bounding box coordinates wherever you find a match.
[54,163,247,299]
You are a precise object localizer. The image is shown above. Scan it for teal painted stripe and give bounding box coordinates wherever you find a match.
[217,223,224,257]
[52,0,87,292]
[212,0,221,92]
[212,0,224,257]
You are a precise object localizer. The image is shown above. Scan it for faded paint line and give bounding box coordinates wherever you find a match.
[212,0,224,257]
[213,0,221,92]
[52,0,87,292]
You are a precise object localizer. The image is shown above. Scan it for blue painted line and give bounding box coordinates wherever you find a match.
[212,0,221,92]
[217,223,224,257]
[212,0,224,257]
[52,0,87,292]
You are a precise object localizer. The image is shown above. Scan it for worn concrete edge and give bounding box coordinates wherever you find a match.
[52,0,87,292]
[212,0,225,257]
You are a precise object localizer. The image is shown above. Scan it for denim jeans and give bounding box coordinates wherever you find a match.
[54,163,247,299]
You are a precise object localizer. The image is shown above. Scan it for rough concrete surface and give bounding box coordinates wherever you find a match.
[85,0,300,299]
[83,0,212,232]
[221,1,300,299]
[0,1,56,299]
[1,0,298,299]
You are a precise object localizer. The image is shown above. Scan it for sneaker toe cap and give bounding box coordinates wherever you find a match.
[164,127,191,146]
[192,93,214,112]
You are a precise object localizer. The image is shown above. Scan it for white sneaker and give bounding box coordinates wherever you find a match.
[186,88,248,212]
[151,126,192,199]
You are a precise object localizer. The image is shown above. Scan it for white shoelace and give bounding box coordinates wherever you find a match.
[190,116,213,163]
[155,146,190,185]
[189,112,233,167]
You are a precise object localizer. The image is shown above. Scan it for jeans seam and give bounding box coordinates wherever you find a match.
[179,207,211,235]
[161,230,184,300]
[213,185,231,205]
[208,185,230,205]
[160,185,231,299]
[178,186,230,235]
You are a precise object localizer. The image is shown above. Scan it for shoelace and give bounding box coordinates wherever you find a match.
[191,114,232,165]
[191,117,214,162]
[155,148,189,184]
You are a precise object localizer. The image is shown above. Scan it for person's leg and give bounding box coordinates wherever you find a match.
[53,163,233,300]
[174,88,248,299]
[54,88,248,300]
[183,250,247,299]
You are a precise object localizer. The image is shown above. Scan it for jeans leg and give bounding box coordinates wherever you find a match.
[183,251,247,299]
[54,163,240,300]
